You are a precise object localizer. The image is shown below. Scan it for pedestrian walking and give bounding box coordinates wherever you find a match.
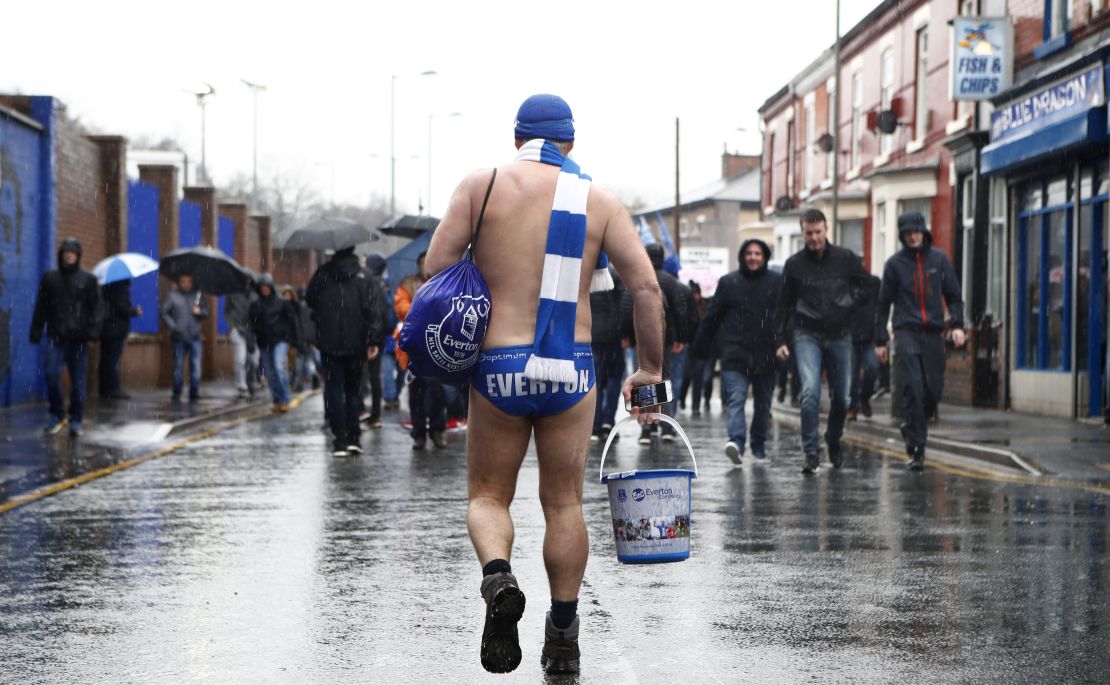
[249,273,300,413]
[281,285,317,393]
[623,242,689,445]
[306,247,384,456]
[161,272,208,402]
[679,281,707,416]
[98,278,141,400]
[590,265,625,442]
[848,274,882,421]
[224,275,259,399]
[694,238,782,465]
[29,237,101,435]
[874,212,966,470]
[773,208,871,474]
[424,94,664,675]
[395,252,448,449]
[361,253,392,427]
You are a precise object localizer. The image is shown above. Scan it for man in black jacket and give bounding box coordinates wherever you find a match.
[874,212,966,470]
[99,279,141,400]
[249,273,300,413]
[306,247,384,456]
[224,276,258,399]
[361,253,392,428]
[694,239,782,464]
[624,243,689,445]
[30,237,101,435]
[590,266,625,442]
[773,208,871,473]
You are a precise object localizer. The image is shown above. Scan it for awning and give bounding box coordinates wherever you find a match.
[981,107,1107,176]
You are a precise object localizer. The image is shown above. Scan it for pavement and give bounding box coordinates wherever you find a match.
[0,394,1107,682]
[0,382,291,506]
[770,392,1110,488]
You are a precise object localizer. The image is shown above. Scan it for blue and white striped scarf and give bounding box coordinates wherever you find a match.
[514,139,614,383]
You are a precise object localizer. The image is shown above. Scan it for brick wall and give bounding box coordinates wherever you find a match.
[272,248,318,289]
[54,114,110,268]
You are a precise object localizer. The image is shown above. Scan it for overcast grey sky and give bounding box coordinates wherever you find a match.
[2,0,878,216]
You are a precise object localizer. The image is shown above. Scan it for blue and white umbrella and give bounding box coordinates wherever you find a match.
[92,252,160,285]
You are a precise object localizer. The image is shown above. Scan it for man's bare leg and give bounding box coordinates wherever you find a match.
[533,389,596,601]
[466,389,532,566]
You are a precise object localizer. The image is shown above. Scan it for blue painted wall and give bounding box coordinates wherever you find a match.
[179,200,201,248]
[127,180,160,334]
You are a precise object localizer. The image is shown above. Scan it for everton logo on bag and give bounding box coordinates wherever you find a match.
[400,258,492,383]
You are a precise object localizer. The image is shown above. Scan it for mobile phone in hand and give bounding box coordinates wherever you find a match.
[625,380,673,411]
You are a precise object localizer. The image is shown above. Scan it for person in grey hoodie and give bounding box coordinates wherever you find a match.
[161,273,209,401]
[874,212,966,471]
[223,275,258,399]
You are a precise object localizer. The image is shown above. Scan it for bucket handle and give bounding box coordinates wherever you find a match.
[599,413,698,483]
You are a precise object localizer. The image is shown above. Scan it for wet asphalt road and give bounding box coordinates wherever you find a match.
[1,396,1108,684]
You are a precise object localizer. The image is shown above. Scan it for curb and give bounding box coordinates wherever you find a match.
[771,405,1043,476]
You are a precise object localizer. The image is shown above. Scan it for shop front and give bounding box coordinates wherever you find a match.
[982,61,1110,419]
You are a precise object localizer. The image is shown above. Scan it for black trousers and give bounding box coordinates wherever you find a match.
[409,377,446,439]
[895,330,946,451]
[366,353,383,419]
[322,353,365,446]
[99,335,126,395]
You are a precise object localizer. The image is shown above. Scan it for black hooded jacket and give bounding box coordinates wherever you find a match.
[30,239,102,344]
[249,275,301,348]
[590,266,625,346]
[305,250,385,356]
[100,280,141,340]
[875,221,965,344]
[619,244,691,346]
[773,241,871,345]
[693,239,782,375]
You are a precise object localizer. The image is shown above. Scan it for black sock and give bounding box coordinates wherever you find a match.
[550,599,578,629]
[482,559,511,576]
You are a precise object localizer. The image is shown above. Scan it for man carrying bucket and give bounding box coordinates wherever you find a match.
[426,94,664,675]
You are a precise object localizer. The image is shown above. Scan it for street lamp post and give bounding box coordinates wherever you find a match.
[185,83,215,185]
[390,70,437,216]
[241,79,267,211]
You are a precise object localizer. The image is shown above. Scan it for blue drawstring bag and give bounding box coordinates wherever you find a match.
[399,170,496,384]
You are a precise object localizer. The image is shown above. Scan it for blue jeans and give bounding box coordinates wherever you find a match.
[793,330,852,457]
[592,341,625,431]
[720,369,775,455]
[44,339,88,425]
[850,340,880,411]
[172,339,202,397]
[669,347,688,415]
[260,342,291,405]
[383,352,399,401]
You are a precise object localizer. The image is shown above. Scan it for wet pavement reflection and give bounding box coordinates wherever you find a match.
[0,397,1107,682]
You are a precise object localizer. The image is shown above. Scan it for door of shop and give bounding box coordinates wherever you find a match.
[0,112,43,407]
[1078,163,1108,418]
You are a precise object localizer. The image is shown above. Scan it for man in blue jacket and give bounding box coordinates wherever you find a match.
[874,212,966,471]
[693,238,781,464]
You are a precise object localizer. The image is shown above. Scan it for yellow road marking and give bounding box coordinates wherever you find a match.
[0,392,316,516]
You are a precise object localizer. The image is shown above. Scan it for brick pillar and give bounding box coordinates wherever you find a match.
[139,164,180,388]
[91,135,128,255]
[219,203,248,263]
[184,187,219,381]
[253,215,272,273]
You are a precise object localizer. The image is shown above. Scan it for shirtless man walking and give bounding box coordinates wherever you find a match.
[426,94,664,675]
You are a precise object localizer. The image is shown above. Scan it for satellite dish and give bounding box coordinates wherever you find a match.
[876,110,900,135]
[775,196,794,213]
[816,133,835,153]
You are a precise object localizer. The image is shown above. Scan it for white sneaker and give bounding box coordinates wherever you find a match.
[725,441,742,465]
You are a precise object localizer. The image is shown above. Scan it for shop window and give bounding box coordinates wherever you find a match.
[961,176,976,309]
[1017,175,1073,371]
[988,179,1007,319]
[839,219,865,257]
[1078,161,1109,416]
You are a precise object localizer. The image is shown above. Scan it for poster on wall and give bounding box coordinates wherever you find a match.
[678,247,729,297]
[951,17,1013,101]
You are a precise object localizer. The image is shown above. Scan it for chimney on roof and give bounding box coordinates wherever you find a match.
[721,148,760,180]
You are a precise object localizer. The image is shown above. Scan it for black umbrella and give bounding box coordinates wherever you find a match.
[159,246,250,295]
[378,214,440,239]
[277,217,378,251]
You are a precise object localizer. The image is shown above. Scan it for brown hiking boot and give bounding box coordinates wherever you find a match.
[541,612,580,674]
[479,572,526,673]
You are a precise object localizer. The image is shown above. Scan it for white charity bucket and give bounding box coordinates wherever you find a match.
[599,414,698,564]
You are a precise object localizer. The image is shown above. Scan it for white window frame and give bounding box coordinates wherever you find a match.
[914,26,929,143]
[851,71,863,170]
[804,99,816,191]
[875,201,888,270]
[961,176,976,308]
[880,48,895,157]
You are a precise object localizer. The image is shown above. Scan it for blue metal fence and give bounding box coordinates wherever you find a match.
[127,180,160,334]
